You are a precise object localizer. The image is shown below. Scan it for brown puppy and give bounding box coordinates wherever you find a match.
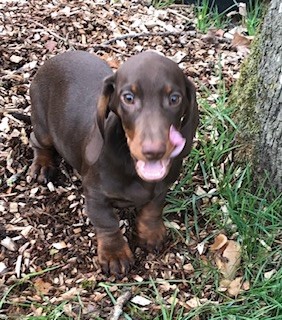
[30,50,199,276]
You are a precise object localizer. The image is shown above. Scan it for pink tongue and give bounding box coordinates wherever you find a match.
[136,160,167,181]
[169,126,186,157]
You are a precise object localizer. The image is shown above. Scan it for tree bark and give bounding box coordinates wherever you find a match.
[256,0,282,191]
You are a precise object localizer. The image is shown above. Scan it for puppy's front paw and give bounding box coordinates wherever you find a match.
[136,218,166,253]
[97,231,134,277]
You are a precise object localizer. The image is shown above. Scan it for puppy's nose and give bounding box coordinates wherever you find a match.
[142,141,166,160]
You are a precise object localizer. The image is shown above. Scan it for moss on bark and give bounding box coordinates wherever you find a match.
[230,37,262,163]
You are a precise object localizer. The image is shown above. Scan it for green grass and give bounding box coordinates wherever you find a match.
[244,0,265,36]
[161,62,282,318]
[195,0,231,33]
[92,59,281,319]
[3,75,281,320]
[22,303,73,320]
[195,0,264,35]
[2,22,280,320]
[152,0,176,9]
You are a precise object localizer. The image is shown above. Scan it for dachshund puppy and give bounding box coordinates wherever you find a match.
[30,50,198,276]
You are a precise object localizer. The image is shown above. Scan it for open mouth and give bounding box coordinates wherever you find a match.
[134,126,186,182]
[135,159,170,181]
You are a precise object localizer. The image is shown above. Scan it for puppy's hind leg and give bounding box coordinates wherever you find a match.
[29,132,56,184]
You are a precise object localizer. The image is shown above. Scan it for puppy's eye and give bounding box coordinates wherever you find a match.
[122,92,135,105]
[169,93,182,106]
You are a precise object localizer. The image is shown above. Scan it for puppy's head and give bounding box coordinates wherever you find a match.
[97,51,198,182]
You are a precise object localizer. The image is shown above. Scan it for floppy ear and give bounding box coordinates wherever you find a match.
[96,74,116,138]
[84,74,115,166]
[180,77,199,157]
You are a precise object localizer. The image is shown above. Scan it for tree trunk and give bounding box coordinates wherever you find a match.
[233,0,282,192]
[256,0,282,191]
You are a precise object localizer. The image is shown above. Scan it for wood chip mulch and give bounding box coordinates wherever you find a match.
[0,0,248,318]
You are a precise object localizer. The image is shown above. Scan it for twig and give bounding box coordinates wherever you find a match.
[102,30,194,45]
[28,19,131,55]
[28,19,69,43]
[167,8,194,22]
[92,44,131,56]
[109,290,132,320]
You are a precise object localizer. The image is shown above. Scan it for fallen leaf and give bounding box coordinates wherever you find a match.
[218,279,231,292]
[242,280,250,291]
[186,297,201,308]
[264,269,276,279]
[34,278,52,294]
[232,32,252,48]
[60,287,81,300]
[210,234,228,251]
[183,263,194,273]
[214,240,241,280]
[195,186,207,196]
[197,241,205,255]
[164,221,181,230]
[227,276,242,297]
[167,296,179,305]
[45,40,57,52]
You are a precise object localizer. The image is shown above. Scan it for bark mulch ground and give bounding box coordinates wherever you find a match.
[0,1,249,318]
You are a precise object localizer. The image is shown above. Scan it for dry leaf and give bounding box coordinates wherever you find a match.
[45,40,57,52]
[186,297,201,308]
[242,280,250,290]
[63,303,77,317]
[60,287,81,300]
[195,186,207,196]
[218,279,231,292]
[214,240,241,280]
[264,269,276,279]
[197,241,205,255]
[210,234,228,251]
[232,32,252,48]
[167,296,179,305]
[33,307,43,316]
[164,221,181,230]
[227,276,242,297]
[34,278,52,294]
[183,263,194,273]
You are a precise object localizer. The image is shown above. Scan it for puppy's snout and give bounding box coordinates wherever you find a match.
[142,141,166,160]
